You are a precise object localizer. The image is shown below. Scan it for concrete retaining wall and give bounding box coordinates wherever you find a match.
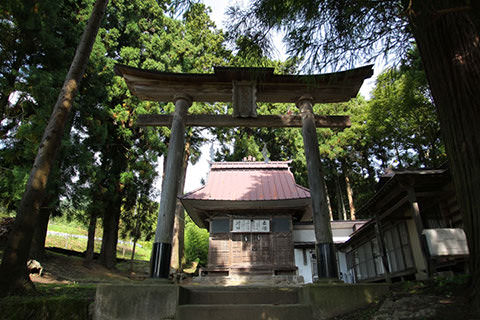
[94,284,178,320]
[300,283,390,319]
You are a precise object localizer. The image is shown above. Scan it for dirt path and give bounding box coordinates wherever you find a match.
[28,250,150,285]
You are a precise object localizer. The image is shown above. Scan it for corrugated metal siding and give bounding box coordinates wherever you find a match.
[183,161,310,201]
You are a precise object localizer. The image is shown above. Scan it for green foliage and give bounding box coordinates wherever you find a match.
[120,196,158,244]
[0,209,11,219]
[184,214,209,266]
[0,0,87,214]
[226,0,411,70]
[368,48,446,168]
[0,167,28,211]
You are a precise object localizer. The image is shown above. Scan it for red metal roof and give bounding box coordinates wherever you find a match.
[182,161,310,201]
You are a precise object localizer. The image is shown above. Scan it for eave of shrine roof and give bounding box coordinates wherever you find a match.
[114,64,374,103]
[210,161,291,170]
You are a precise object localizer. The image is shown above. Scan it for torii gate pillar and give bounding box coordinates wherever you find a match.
[151,94,192,278]
[298,95,338,279]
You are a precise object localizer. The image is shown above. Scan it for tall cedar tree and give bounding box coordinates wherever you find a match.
[0,0,85,228]
[228,0,480,309]
[0,0,109,296]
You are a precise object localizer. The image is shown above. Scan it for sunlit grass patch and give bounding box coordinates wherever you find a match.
[45,218,152,261]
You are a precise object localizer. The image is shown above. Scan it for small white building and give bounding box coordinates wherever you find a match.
[293,220,368,283]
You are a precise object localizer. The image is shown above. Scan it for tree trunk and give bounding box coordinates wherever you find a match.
[342,163,356,220]
[84,212,97,263]
[170,140,190,273]
[344,175,355,220]
[29,206,51,260]
[409,1,480,310]
[325,181,334,221]
[335,174,347,220]
[0,0,109,296]
[30,117,74,261]
[130,240,137,272]
[129,204,141,272]
[99,193,122,269]
[98,129,128,269]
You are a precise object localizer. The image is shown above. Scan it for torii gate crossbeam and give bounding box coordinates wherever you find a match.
[115,65,373,280]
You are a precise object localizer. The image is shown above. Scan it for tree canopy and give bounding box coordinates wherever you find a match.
[227,0,412,70]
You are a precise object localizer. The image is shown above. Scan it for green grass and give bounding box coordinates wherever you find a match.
[46,217,152,261]
[0,284,96,320]
[34,283,96,298]
[47,222,89,236]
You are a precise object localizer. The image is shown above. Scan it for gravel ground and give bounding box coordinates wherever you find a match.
[331,277,479,320]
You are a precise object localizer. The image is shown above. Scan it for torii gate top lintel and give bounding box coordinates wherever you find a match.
[114,64,373,105]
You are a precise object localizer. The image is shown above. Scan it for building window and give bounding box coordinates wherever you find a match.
[272,217,291,232]
[210,219,230,233]
[421,203,446,229]
[311,252,318,281]
[372,238,385,275]
[355,240,376,280]
[349,237,385,281]
[383,222,414,273]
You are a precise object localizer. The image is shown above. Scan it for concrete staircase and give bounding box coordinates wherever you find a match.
[176,286,312,320]
[93,283,390,320]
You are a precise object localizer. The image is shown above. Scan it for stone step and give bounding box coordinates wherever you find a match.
[179,286,299,305]
[192,274,304,286]
[176,304,313,320]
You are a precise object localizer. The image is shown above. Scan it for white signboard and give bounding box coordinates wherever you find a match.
[232,219,270,233]
[422,228,470,257]
[252,219,270,232]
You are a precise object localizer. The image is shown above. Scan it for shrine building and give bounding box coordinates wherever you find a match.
[180,159,313,277]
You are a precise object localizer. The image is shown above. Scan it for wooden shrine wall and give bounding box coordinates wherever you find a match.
[207,216,295,273]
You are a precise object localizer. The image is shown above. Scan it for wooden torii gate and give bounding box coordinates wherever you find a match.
[115,65,373,280]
